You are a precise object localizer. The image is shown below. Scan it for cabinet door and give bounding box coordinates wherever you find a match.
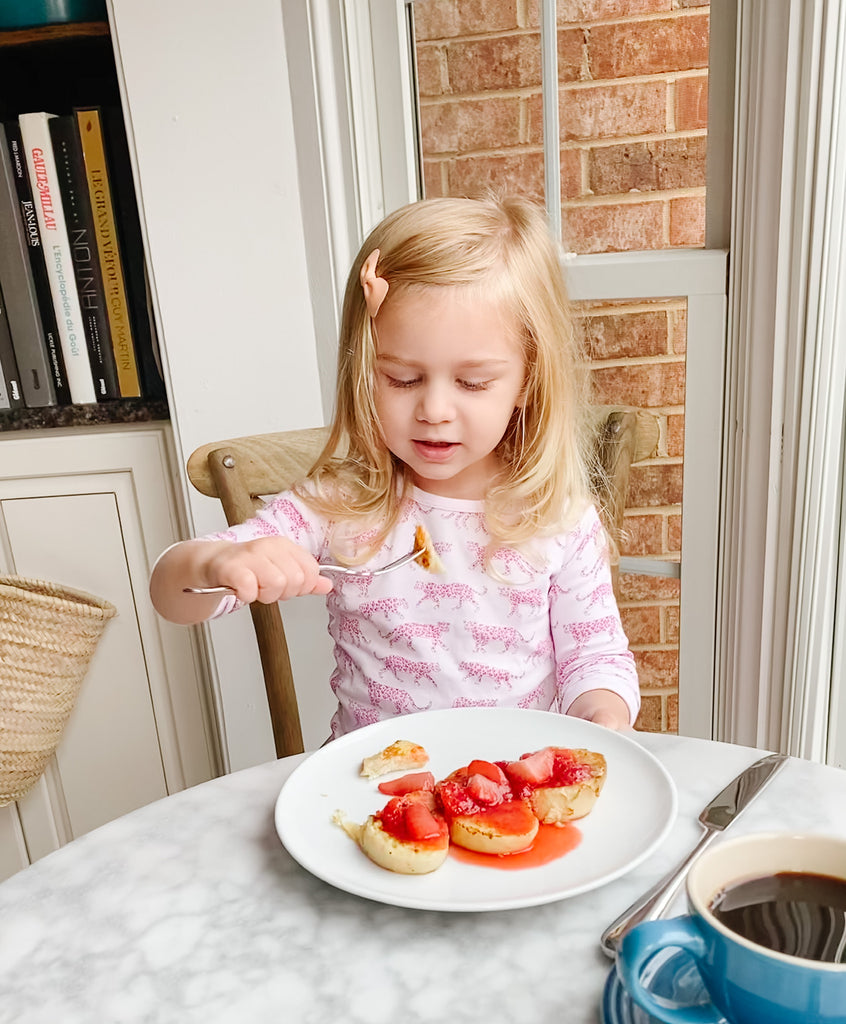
[0,426,217,879]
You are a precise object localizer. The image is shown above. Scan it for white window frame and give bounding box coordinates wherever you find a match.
[722,0,846,766]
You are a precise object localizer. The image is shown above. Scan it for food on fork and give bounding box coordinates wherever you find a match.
[436,760,539,855]
[359,739,429,779]
[414,524,445,574]
[501,747,607,825]
[334,790,449,875]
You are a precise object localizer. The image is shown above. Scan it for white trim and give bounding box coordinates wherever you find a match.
[568,249,728,739]
[720,0,846,763]
[540,0,562,239]
[784,0,846,763]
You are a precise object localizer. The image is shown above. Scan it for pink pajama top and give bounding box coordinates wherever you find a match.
[206,486,641,738]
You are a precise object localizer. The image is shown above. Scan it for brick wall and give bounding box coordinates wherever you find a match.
[413,0,709,732]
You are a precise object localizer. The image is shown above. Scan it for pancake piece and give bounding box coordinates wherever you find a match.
[414,524,445,574]
[336,790,449,875]
[501,747,607,825]
[436,760,539,855]
[360,740,429,779]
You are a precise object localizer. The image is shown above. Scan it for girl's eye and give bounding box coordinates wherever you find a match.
[386,375,420,389]
[459,379,492,391]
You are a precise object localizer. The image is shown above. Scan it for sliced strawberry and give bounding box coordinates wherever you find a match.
[403,801,447,841]
[377,771,435,796]
[466,772,509,806]
[503,747,555,788]
[467,759,506,784]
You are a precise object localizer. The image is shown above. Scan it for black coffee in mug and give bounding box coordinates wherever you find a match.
[710,871,846,963]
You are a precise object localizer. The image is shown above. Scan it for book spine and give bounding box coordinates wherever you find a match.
[74,107,141,398]
[5,122,69,405]
[0,280,25,409]
[18,112,97,405]
[0,122,58,407]
[49,115,119,401]
[96,106,166,400]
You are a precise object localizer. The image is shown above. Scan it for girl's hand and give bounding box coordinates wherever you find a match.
[566,690,633,731]
[201,537,334,605]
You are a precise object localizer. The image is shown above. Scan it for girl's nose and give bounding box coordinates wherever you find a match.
[416,382,455,423]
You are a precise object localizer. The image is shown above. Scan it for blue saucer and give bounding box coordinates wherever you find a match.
[602,948,728,1024]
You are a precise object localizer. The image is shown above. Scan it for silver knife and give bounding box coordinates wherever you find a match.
[599,751,789,958]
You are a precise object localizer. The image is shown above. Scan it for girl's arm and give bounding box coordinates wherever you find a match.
[550,506,641,730]
[149,536,332,625]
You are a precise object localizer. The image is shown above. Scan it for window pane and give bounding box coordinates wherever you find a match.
[575,296,685,733]
[412,0,709,253]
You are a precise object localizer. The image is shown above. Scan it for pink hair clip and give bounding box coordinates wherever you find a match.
[360,248,389,318]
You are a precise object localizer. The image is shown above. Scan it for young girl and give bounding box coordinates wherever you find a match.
[150,195,640,737]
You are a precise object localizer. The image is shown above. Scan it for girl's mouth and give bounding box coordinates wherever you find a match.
[413,439,457,462]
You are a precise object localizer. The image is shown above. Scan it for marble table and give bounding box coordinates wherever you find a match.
[1,732,845,1024]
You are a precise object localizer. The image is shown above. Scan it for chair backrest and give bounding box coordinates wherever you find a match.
[186,408,658,758]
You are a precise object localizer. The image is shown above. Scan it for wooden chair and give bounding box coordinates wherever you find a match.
[186,408,659,759]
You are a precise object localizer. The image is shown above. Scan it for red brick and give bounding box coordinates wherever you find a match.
[619,573,680,602]
[676,75,709,130]
[558,26,589,83]
[563,201,664,253]
[666,413,685,456]
[665,604,680,645]
[635,693,664,732]
[422,160,447,198]
[561,148,584,199]
[669,195,706,246]
[633,649,679,689]
[415,44,447,97]
[413,0,520,41]
[419,97,522,154]
[590,361,686,407]
[447,151,545,201]
[621,604,662,645]
[670,308,687,354]
[628,462,684,507]
[618,573,680,602]
[560,81,667,141]
[589,14,710,79]
[668,513,682,553]
[446,34,542,93]
[620,513,664,556]
[666,693,679,733]
[580,310,670,359]
[588,136,707,195]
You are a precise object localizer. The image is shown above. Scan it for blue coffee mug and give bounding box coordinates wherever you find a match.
[616,832,846,1024]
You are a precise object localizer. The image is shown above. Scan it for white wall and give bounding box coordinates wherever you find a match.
[110,0,336,767]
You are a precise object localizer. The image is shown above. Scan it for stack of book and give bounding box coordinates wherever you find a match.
[0,105,165,409]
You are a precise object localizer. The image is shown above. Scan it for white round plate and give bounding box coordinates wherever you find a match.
[274,707,677,912]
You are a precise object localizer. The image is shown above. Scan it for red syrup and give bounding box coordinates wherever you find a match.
[448,822,582,870]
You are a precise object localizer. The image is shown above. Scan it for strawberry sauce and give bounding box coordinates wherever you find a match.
[448,823,582,870]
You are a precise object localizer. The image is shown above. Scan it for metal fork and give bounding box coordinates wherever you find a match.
[183,546,424,595]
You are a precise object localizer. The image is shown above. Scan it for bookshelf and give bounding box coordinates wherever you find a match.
[0,17,215,882]
[0,18,168,427]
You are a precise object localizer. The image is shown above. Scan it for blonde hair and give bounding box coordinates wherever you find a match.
[300,194,594,560]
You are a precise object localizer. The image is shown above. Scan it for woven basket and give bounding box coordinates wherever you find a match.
[0,575,116,807]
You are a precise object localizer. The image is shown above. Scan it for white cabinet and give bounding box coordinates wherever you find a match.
[0,424,218,882]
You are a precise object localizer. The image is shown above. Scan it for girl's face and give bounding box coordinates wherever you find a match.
[373,287,526,500]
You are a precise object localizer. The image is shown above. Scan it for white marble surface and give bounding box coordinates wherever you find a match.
[0,732,845,1024]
